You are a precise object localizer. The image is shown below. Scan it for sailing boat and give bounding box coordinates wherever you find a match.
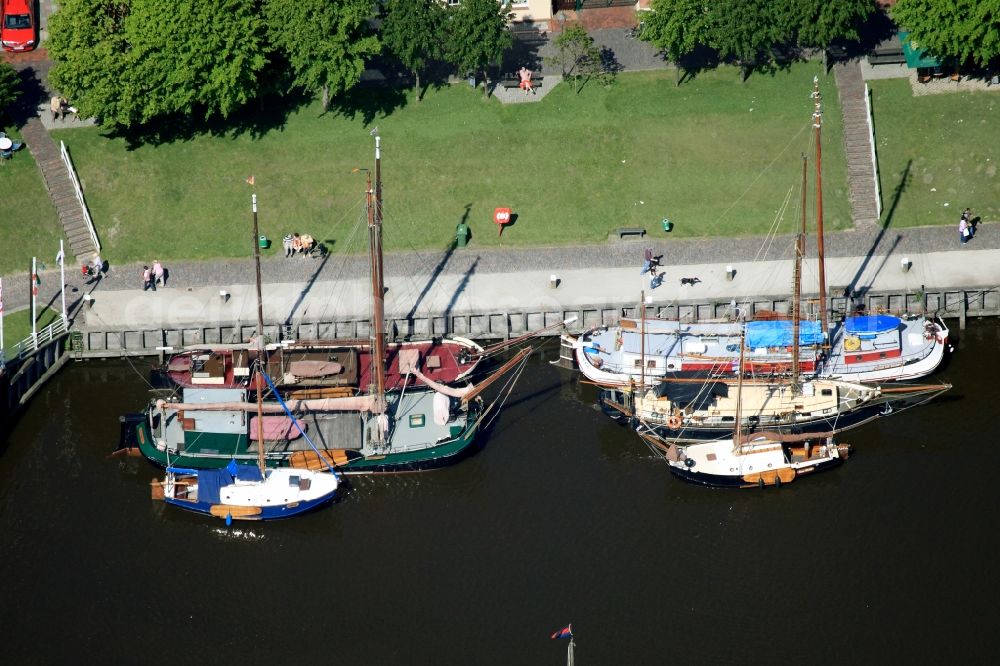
[565,77,949,388]
[133,134,532,474]
[599,154,950,442]
[639,329,850,488]
[151,194,340,520]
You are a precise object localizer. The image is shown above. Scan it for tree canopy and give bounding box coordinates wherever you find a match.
[642,0,874,80]
[47,0,381,128]
[264,0,380,110]
[893,0,1000,67]
[445,0,513,98]
[381,0,445,101]
[0,63,21,116]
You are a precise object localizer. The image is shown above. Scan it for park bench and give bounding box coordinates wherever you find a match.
[616,227,646,239]
[499,76,544,90]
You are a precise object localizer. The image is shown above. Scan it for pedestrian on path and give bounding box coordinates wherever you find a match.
[152,260,165,286]
[959,217,970,244]
[142,265,155,291]
[962,208,975,238]
[640,247,653,274]
[283,233,295,257]
[87,253,104,284]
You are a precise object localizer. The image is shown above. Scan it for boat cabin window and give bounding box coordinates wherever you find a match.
[821,388,833,396]
[409,414,426,428]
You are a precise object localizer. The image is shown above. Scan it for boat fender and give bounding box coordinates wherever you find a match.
[844,336,861,352]
[667,414,683,430]
[684,457,695,468]
[225,513,233,526]
[774,476,781,489]
[758,477,765,489]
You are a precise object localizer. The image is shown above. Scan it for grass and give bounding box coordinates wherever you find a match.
[1,306,58,357]
[0,126,64,274]
[869,79,1000,227]
[3,64,850,271]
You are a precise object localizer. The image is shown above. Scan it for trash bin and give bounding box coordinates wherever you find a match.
[468,74,476,88]
[455,223,469,248]
[258,235,270,249]
[662,218,673,232]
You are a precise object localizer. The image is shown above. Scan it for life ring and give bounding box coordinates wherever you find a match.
[844,336,861,352]
[667,414,683,430]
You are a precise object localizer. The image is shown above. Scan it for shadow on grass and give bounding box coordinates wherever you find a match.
[846,159,911,298]
[104,86,315,150]
[327,83,409,126]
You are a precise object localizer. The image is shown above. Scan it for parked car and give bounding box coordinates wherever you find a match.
[1,0,36,52]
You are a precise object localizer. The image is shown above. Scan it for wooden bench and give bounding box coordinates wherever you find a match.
[499,76,544,90]
[616,227,646,239]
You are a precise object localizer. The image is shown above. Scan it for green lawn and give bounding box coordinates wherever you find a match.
[1,306,58,358]
[38,63,849,263]
[0,127,64,274]
[870,79,1000,227]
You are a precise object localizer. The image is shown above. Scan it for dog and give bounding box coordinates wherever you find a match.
[680,277,701,286]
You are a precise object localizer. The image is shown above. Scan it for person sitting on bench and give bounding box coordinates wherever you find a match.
[518,66,534,95]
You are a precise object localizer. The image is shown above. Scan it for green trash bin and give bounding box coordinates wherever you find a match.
[455,223,469,248]
[258,235,270,249]
[662,219,673,232]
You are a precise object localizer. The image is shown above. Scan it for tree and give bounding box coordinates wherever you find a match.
[787,0,873,71]
[0,63,21,116]
[445,0,513,99]
[892,0,1000,67]
[546,26,613,93]
[381,0,445,102]
[703,0,791,81]
[640,0,711,85]
[47,0,133,126]
[264,0,380,111]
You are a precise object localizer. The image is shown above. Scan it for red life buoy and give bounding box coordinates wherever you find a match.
[667,414,682,430]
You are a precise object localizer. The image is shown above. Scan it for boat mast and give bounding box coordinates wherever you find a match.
[733,327,746,454]
[367,133,387,439]
[791,154,806,393]
[812,77,828,346]
[251,194,267,473]
[639,291,646,389]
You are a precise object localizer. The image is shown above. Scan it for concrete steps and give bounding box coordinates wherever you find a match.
[833,60,881,229]
[18,117,98,262]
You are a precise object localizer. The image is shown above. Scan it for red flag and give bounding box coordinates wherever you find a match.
[550,624,573,640]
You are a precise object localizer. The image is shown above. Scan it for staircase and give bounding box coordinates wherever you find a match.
[833,61,881,228]
[18,117,99,263]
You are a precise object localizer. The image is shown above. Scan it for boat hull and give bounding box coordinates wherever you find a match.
[666,456,843,488]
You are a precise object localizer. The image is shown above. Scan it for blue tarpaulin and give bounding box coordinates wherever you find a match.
[845,315,900,335]
[746,320,823,348]
[196,469,232,504]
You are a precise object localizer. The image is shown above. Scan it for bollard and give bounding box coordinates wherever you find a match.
[901,258,911,272]
[83,294,94,307]
[220,290,230,303]
[550,274,559,289]
[726,265,735,281]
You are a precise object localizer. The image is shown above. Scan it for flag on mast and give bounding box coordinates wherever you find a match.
[551,624,573,640]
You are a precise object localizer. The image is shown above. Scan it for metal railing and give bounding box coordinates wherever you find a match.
[8,317,68,361]
[59,140,101,252]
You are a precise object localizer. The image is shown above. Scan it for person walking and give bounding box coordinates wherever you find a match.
[152,260,165,286]
[961,208,974,238]
[282,234,295,258]
[142,265,155,291]
[959,217,970,244]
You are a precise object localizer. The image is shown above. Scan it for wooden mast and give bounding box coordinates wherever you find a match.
[812,77,828,346]
[250,193,267,473]
[791,154,807,392]
[367,133,387,444]
[639,292,646,390]
[733,326,746,453]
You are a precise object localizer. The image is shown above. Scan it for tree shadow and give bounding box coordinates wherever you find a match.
[501,31,549,76]
[6,65,48,129]
[676,45,720,85]
[326,83,409,126]
[107,86,314,150]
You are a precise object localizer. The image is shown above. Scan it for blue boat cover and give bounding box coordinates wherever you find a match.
[845,315,900,334]
[196,469,232,504]
[745,320,823,348]
[226,458,263,481]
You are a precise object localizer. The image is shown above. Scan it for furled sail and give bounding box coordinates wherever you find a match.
[156,395,382,413]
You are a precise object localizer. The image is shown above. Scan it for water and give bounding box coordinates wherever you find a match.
[1,325,997,664]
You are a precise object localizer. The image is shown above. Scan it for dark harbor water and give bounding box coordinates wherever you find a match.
[2,323,999,664]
